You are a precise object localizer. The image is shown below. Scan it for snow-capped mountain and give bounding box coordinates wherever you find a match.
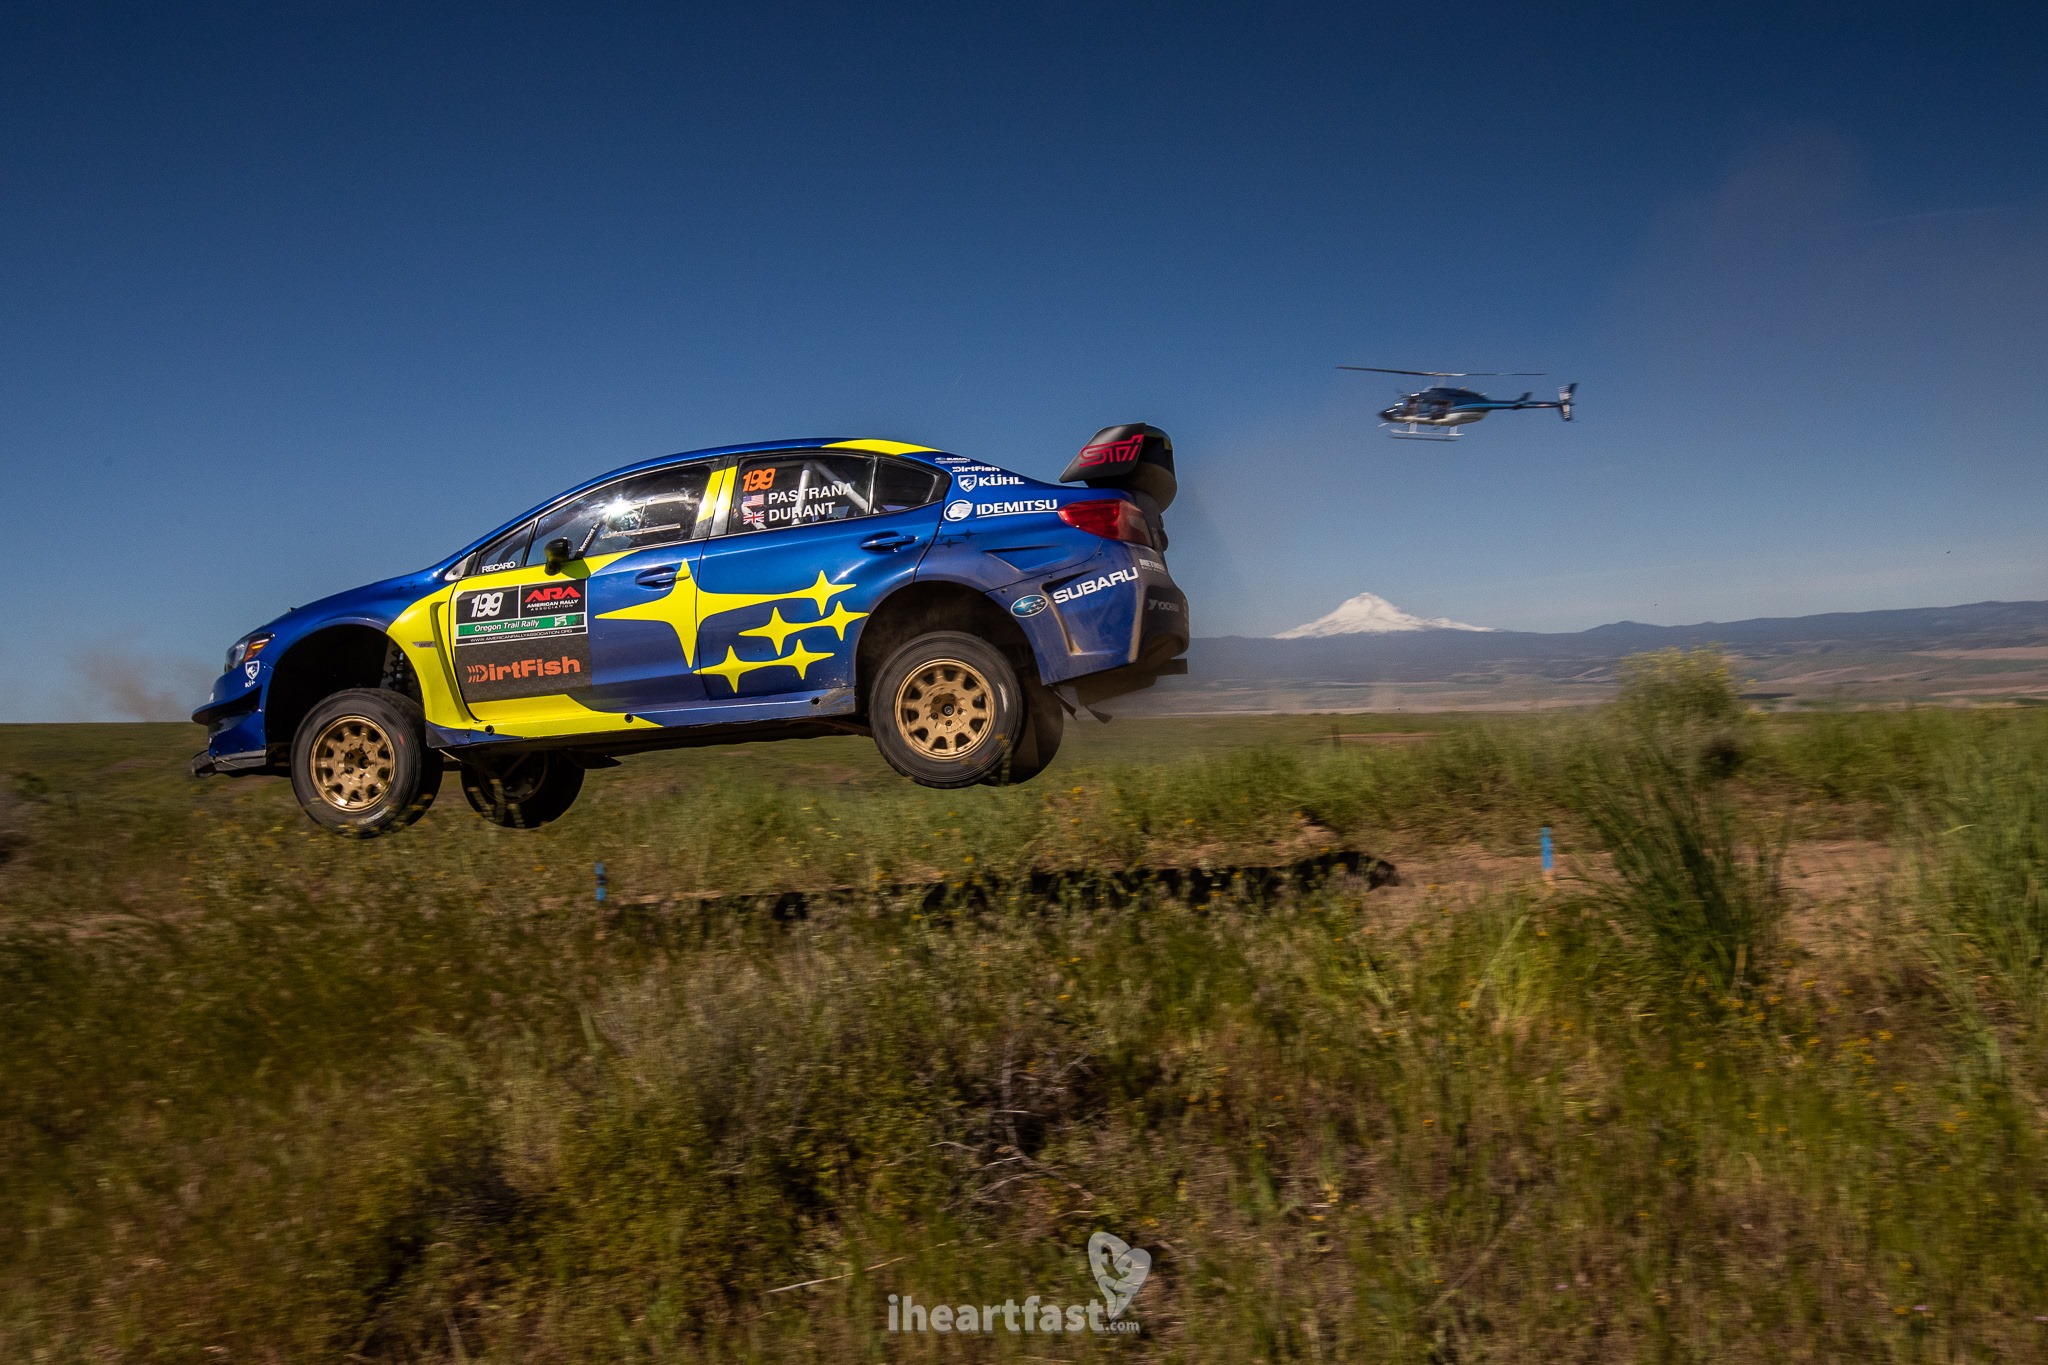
[1274,593,1491,638]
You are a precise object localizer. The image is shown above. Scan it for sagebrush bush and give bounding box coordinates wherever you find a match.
[1570,737,1786,992]
[1615,646,1745,732]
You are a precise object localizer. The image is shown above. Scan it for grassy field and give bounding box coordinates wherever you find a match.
[5,657,2048,1361]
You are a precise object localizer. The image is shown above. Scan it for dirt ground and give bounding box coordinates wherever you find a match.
[1367,837,1899,963]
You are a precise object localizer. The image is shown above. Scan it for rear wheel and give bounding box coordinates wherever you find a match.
[290,689,441,838]
[1004,678,1065,783]
[871,631,1046,788]
[458,751,584,829]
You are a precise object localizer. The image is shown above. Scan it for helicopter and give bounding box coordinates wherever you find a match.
[1340,366,1577,440]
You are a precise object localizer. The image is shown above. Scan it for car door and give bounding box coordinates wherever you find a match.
[446,460,719,729]
[686,450,947,708]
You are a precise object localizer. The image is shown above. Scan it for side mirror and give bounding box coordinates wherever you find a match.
[543,536,574,573]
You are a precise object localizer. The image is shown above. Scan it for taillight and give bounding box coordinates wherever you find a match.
[1058,498,1151,547]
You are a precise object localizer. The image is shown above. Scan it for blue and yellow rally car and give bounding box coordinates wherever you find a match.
[192,426,1188,836]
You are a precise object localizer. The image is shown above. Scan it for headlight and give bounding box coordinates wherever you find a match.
[225,632,274,673]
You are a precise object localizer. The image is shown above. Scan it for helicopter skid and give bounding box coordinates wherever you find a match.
[1386,425,1460,441]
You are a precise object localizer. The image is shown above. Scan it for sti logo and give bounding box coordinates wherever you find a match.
[1078,433,1144,468]
[1051,568,1138,605]
[523,584,583,611]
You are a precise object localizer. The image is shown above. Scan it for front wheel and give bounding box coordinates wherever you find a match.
[458,751,585,829]
[871,632,1045,788]
[290,689,442,838]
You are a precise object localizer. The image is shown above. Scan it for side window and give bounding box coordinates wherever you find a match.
[524,462,714,566]
[726,453,875,536]
[873,459,946,513]
[471,522,533,576]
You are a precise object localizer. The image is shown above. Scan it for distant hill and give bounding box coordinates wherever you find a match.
[1132,600,2048,713]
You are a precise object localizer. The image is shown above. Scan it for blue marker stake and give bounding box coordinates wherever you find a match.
[595,861,608,904]
[1540,828,1554,887]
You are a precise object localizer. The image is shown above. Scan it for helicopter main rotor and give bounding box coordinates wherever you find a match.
[1336,366,1546,378]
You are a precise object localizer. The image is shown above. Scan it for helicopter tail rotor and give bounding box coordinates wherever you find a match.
[1559,383,1577,421]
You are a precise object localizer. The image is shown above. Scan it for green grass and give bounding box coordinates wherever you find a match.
[5,693,2048,1360]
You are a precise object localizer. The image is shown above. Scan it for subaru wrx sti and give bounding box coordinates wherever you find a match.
[192,427,1188,836]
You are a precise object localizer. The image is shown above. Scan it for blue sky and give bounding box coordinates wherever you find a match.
[4,2,2045,719]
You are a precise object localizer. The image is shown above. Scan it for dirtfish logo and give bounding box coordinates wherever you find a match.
[885,1230,1150,1336]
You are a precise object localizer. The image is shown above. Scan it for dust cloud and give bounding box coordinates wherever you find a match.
[71,650,214,722]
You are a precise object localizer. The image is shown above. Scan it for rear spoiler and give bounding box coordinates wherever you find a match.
[1058,423,1176,511]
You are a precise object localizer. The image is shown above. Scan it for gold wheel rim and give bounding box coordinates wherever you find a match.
[894,658,995,761]
[310,715,397,810]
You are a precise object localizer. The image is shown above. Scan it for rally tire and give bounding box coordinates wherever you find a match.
[289,689,442,838]
[871,632,1030,789]
[998,678,1065,785]
[458,751,585,829]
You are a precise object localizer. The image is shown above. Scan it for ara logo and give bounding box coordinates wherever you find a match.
[1011,594,1048,618]
[522,583,583,610]
[944,499,974,521]
[956,473,1023,492]
[1050,568,1138,606]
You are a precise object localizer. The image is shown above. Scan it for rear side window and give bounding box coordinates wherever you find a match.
[873,459,946,513]
[524,462,714,566]
[726,453,875,535]
[472,522,532,575]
